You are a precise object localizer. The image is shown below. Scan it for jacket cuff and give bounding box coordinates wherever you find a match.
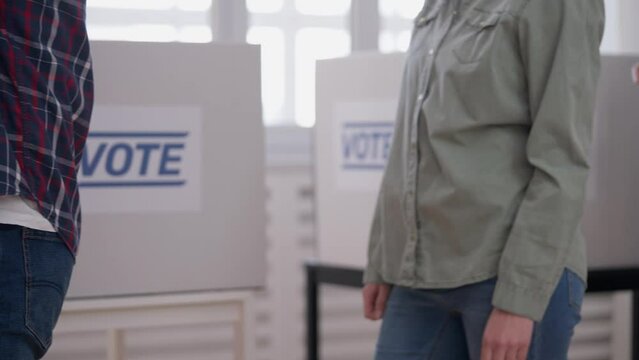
[362,264,385,284]
[491,278,551,322]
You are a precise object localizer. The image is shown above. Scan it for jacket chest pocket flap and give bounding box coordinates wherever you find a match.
[408,1,445,53]
[414,1,444,28]
[452,9,503,64]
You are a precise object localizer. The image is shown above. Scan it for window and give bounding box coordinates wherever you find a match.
[295,0,350,16]
[379,0,422,53]
[247,27,286,126]
[87,0,213,43]
[247,0,351,127]
[84,1,621,128]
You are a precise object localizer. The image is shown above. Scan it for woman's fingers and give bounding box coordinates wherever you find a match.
[481,308,534,360]
[374,284,390,319]
[363,284,380,320]
[505,346,520,360]
[516,345,530,360]
[480,343,492,360]
[362,284,391,320]
[481,342,524,360]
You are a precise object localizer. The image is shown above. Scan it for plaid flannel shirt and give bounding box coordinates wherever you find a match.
[0,0,94,257]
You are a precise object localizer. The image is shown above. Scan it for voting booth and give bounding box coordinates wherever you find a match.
[314,52,406,268]
[582,55,639,270]
[68,41,266,298]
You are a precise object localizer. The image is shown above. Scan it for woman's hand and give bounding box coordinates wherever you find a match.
[481,307,534,360]
[362,283,391,320]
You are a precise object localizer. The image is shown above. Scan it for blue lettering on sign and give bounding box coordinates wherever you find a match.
[80,132,189,188]
[159,143,184,176]
[106,143,134,176]
[342,122,394,171]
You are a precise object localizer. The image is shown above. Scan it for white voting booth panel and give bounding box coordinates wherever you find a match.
[315,53,639,270]
[315,53,406,267]
[582,55,639,270]
[67,41,266,298]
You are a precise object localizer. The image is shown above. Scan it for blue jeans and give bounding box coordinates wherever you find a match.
[375,267,585,360]
[0,223,74,359]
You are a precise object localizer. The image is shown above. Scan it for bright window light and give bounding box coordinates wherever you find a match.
[396,31,412,51]
[295,0,350,16]
[247,0,284,14]
[379,31,395,53]
[379,0,423,19]
[178,25,213,42]
[88,0,212,11]
[379,30,413,53]
[176,0,212,11]
[88,25,179,42]
[88,0,175,10]
[87,0,213,43]
[380,0,421,53]
[295,28,350,128]
[248,1,351,126]
[247,27,286,124]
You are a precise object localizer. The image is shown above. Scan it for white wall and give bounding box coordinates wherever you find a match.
[617,0,639,54]
[603,0,639,54]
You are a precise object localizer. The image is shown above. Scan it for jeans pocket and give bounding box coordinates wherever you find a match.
[566,268,585,312]
[22,228,74,352]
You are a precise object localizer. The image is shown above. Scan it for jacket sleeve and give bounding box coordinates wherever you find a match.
[363,187,385,284]
[491,0,605,321]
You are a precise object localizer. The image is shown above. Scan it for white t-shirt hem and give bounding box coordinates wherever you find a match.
[0,196,56,232]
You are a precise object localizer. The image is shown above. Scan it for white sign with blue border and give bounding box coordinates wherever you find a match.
[78,105,202,214]
[333,101,397,192]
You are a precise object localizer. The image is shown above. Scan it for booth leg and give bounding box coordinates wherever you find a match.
[634,290,639,360]
[307,265,319,360]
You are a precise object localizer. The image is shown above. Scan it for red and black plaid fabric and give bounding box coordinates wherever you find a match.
[0,0,94,256]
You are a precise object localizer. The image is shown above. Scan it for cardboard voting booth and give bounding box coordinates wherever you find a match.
[315,52,406,267]
[582,55,639,270]
[67,41,266,298]
[315,53,639,270]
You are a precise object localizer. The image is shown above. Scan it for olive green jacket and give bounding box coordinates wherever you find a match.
[363,0,605,321]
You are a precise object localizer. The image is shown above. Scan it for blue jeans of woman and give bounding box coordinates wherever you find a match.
[375,267,586,360]
[0,223,74,359]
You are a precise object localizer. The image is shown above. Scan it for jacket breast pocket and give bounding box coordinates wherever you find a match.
[452,9,503,65]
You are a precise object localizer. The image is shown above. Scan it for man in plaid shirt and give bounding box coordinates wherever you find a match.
[0,1,93,357]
